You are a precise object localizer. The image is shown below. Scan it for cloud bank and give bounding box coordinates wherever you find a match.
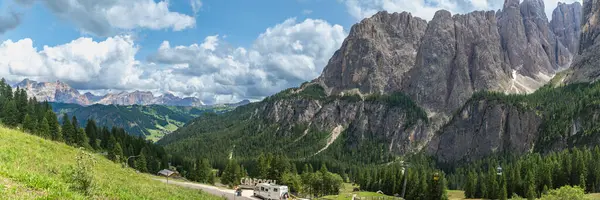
[0,18,346,104]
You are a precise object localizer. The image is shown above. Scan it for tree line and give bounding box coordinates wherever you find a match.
[446,146,600,199]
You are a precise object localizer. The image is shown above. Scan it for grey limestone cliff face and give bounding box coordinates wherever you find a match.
[320,0,581,117]
[404,10,512,115]
[255,87,428,155]
[428,100,542,163]
[318,11,428,95]
[551,2,583,62]
[566,0,600,83]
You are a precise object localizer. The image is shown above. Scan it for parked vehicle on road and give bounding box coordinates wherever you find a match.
[253,183,289,200]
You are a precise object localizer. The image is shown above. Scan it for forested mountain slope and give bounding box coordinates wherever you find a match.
[430,81,600,163]
[158,84,428,164]
[51,102,233,141]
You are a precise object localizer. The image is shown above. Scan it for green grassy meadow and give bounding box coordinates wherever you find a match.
[0,125,222,199]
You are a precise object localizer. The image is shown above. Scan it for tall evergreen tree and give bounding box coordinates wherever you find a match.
[61,114,75,145]
[45,110,62,141]
[74,127,90,149]
[109,142,124,163]
[22,114,36,133]
[85,119,98,149]
[72,116,79,130]
[38,117,51,139]
[2,100,19,127]
[135,147,148,173]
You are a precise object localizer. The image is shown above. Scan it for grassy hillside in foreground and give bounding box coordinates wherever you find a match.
[0,125,222,199]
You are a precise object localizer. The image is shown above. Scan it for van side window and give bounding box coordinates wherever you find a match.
[274,188,278,192]
[261,187,264,191]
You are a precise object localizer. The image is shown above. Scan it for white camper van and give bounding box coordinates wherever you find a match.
[253,183,289,200]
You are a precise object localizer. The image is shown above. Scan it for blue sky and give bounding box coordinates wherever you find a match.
[0,0,352,60]
[0,0,582,104]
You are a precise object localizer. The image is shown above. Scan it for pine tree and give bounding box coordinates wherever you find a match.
[208,170,215,185]
[72,116,79,130]
[22,114,36,133]
[74,127,90,148]
[465,170,477,198]
[109,142,124,163]
[38,117,51,139]
[257,153,269,178]
[501,181,508,200]
[135,149,148,173]
[61,114,75,145]
[2,100,19,127]
[526,169,537,200]
[85,119,98,149]
[45,110,62,141]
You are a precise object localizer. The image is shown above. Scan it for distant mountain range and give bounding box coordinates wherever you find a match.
[50,102,237,141]
[14,79,249,107]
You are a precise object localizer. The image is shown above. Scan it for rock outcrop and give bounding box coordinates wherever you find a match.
[258,93,428,155]
[551,2,583,63]
[318,11,427,95]
[404,10,511,114]
[428,100,542,163]
[320,0,581,116]
[566,0,600,83]
[16,79,90,105]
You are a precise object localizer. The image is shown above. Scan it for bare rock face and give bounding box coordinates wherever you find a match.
[566,0,600,83]
[256,88,428,155]
[319,0,581,116]
[428,100,542,163]
[404,10,512,114]
[551,2,583,61]
[16,79,90,105]
[97,91,154,105]
[15,78,205,106]
[318,11,427,95]
[498,0,565,78]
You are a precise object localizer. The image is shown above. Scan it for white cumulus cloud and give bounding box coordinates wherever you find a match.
[14,0,196,36]
[0,35,152,91]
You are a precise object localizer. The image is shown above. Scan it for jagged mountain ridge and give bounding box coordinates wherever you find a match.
[430,0,600,164]
[14,78,240,107]
[159,1,585,164]
[320,0,581,115]
[565,0,600,83]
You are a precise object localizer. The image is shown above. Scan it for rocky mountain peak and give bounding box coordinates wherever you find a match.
[319,0,580,115]
[14,78,206,107]
[503,0,520,9]
[565,0,600,83]
[551,2,582,58]
[580,0,600,52]
[317,10,428,95]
